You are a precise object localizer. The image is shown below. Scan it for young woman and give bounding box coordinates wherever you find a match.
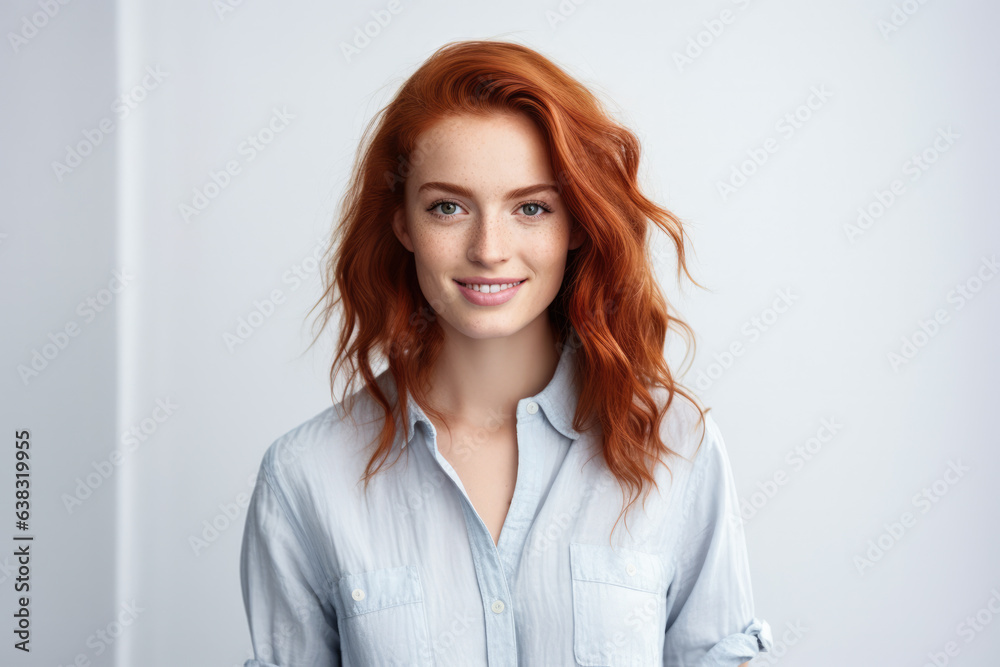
[240,40,772,666]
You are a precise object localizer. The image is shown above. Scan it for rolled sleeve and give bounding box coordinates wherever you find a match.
[663,413,772,666]
[696,617,773,665]
[240,450,341,665]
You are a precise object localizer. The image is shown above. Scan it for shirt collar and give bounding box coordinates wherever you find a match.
[384,336,584,450]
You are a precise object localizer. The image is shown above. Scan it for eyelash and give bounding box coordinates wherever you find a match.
[426,199,553,219]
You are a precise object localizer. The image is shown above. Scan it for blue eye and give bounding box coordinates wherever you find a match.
[520,201,552,217]
[426,199,553,219]
[428,200,464,217]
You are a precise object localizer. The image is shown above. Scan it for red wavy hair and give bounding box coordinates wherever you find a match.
[308,39,709,539]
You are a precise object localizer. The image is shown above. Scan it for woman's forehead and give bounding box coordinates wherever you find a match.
[408,114,554,191]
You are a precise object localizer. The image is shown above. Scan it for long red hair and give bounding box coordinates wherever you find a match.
[308,39,708,538]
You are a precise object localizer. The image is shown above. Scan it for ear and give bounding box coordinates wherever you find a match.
[392,207,414,252]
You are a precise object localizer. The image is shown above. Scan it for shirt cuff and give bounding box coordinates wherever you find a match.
[244,660,279,667]
[697,617,774,666]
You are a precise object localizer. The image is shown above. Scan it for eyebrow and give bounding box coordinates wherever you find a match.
[416,181,560,200]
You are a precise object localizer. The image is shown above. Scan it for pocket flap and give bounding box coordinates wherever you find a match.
[570,542,668,594]
[335,565,424,618]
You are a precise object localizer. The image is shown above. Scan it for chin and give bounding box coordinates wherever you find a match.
[447,319,527,341]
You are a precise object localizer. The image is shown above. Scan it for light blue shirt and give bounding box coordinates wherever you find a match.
[240,339,772,666]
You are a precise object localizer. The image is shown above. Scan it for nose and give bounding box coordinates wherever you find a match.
[466,213,509,265]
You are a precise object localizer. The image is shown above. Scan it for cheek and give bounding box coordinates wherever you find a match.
[531,234,571,273]
[410,233,457,279]
[537,218,572,251]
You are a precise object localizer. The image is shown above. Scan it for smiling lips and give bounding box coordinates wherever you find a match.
[457,280,525,293]
[453,278,526,305]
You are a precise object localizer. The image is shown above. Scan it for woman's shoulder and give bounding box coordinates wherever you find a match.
[648,384,718,465]
[256,371,397,489]
[643,385,739,520]
[650,388,744,532]
[257,404,339,479]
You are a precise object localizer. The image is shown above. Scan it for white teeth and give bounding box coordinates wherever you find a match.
[461,281,523,292]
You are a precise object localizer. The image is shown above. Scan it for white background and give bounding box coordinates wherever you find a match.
[2,0,999,665]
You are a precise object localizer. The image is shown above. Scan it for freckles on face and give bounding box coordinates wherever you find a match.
[395,112,576,336]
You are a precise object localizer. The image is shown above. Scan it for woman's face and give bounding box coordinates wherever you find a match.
[393,112,584,341]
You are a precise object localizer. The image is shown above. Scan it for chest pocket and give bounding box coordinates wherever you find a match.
[569,543,671,667]
[334,565,435,666]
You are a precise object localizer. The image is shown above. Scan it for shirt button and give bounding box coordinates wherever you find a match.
[491,599,505,614]
[526,402,538,415]
[625,563,637,576]
[352,588,366,601]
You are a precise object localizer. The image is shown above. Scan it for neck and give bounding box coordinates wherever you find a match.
[427,316,561,430]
